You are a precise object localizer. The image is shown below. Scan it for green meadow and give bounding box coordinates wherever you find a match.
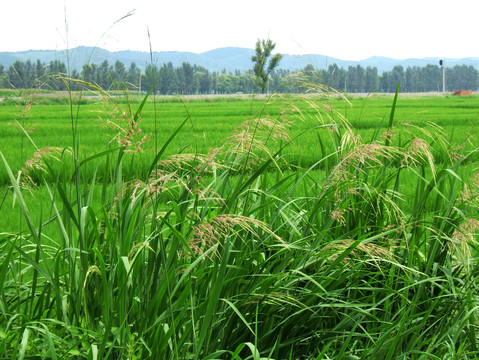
[1,88,479,358]
[1,93,478,184]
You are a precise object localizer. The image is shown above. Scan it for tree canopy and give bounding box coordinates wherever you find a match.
[251,39,283,93]
[0,58,477,95]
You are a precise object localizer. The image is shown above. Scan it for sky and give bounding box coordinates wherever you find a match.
[1,0,477,61]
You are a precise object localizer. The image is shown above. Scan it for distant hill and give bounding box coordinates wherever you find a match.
[1,46,478,74]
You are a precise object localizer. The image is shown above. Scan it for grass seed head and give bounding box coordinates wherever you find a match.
[457,172,479,208]
[325,142,397,192]
[20,147,71,188]
[190,214,282,257]
[98,102,152,153]
[451,218,479,272]
[220,115,291,170]
[323,239,395,264]
[403,138,435,168]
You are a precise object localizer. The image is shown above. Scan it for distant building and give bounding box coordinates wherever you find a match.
[453,90,473,96]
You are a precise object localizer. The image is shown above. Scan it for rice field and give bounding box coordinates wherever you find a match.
[1,92,478,185]
[1,88,479,359]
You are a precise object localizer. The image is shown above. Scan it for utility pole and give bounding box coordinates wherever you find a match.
[440,59,445,95]
[139,73,142,97]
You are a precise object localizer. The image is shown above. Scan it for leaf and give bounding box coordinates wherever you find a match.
[148,115,190,175]
[134,88,151,122]
[18,328,29,360]
[386,82,400,147]
[221,298,255,337]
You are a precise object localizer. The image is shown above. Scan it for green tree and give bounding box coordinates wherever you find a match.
[159,62,177,94]
[82,63,98,85]
[34,60,45,88]
[251,39,282,94]
[216,73,233,94]
[126,62,141,90]
[113,60,126,84]
[143,64,160,92]
[364,66,378,92]
[98,60,111,89]
[195,71,211,94]
[325,64,346,91]
[447,65,478,91]
[0,64,5,88]
[211,71,218,94]
[405,66,419,92]
[181,62,195,94]
[7,61,27,88]
[47,60,68,90]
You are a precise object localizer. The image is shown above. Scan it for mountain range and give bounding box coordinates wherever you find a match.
[1,46,478,74]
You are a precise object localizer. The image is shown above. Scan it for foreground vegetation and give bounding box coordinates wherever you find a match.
[1,84,479,359]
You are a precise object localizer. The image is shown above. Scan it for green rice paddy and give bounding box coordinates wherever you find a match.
[1,93,477,184]
[1,90,479,358]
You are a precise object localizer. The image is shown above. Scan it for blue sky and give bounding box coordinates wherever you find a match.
[2,0,476,60]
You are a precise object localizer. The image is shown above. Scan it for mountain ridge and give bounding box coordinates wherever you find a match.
[1,46,478,74]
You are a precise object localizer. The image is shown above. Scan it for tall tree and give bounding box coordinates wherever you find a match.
[98,60,111,89]
[251,39,282,94]
[364,66,378,92]
[0,64,5,88]
[195,70,211,94]
[159,62,177,94]
[126,62,141,90]
[82,63,98,85]
[113,60,126,84]
[181,62,195,94]
[7,61,28,88]
[143,64,160,92]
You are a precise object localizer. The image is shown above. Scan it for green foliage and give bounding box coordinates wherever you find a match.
[1,79,479,358]
[251,39,283,94]
[2,56,478,94]
[2,93,479,190]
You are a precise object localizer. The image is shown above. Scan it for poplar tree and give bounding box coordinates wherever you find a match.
[251,39,282,94]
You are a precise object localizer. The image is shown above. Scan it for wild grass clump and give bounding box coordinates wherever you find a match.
[1,79,479,359]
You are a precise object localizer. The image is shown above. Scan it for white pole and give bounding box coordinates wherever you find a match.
[441,59,445,95]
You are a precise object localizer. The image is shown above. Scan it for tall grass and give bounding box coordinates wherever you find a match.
[1,80,479,359]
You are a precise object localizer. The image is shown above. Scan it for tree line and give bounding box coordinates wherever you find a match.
[0,59,477,94]
[319,63,479,93]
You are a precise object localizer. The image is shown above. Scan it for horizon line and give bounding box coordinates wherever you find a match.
[1,46,477,62]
